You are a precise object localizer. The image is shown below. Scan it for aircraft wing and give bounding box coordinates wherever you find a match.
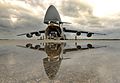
[63,47,91,54]
[17,30,45,38]
[63,28,106,37]
[16,44,44,51]
[63,45,106,54]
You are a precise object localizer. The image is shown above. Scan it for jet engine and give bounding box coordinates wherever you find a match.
[87,44,93,48]
[87,33,92,37]
[26,43,32,48]
[35,32,41,36]
[26,33,33,38]
[77,45,81,49]
[35,45,40,49]
[76,32,81,36]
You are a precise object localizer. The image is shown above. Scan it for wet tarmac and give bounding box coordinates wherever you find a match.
[0,40,120,83]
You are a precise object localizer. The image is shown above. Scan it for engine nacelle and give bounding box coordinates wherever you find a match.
[26,43,32,48]
[87,44,93,48]
[87,33,92,37]
[35,45,40,49]
[77,45,81,49]
[76,32,81,36]
[35,32,41,36]
[26,33,32,38]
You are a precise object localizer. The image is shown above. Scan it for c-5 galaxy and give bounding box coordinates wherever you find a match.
[17,5,106,40]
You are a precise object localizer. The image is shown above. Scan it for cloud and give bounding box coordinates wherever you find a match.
[59,0,106,28]
[0,0,120,39]
[60,0,92,17]
[59,0,120,31]
[0,0,46,39]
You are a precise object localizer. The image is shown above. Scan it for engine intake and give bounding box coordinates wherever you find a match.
[87,33,92,37]
[26,33,32,38]
[87,44,93,48]
[26,43,32,48]
[35,32,41,36]
[35,45,40,49]
[76,32,81,36]
[77,45,81,49]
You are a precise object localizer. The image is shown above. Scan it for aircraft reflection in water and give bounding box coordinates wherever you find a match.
[17,42,106,80]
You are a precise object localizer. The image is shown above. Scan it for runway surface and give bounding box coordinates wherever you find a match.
[0,40,120,83]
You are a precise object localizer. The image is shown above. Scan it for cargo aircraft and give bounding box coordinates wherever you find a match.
[17,42,106,80]
[17,5,106,40]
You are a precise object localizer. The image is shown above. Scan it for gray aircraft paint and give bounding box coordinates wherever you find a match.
[44,5,61,24]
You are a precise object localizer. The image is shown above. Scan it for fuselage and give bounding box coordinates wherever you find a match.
[45,23,65,40]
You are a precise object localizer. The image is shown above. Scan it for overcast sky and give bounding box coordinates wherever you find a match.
[0,0,120,39]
